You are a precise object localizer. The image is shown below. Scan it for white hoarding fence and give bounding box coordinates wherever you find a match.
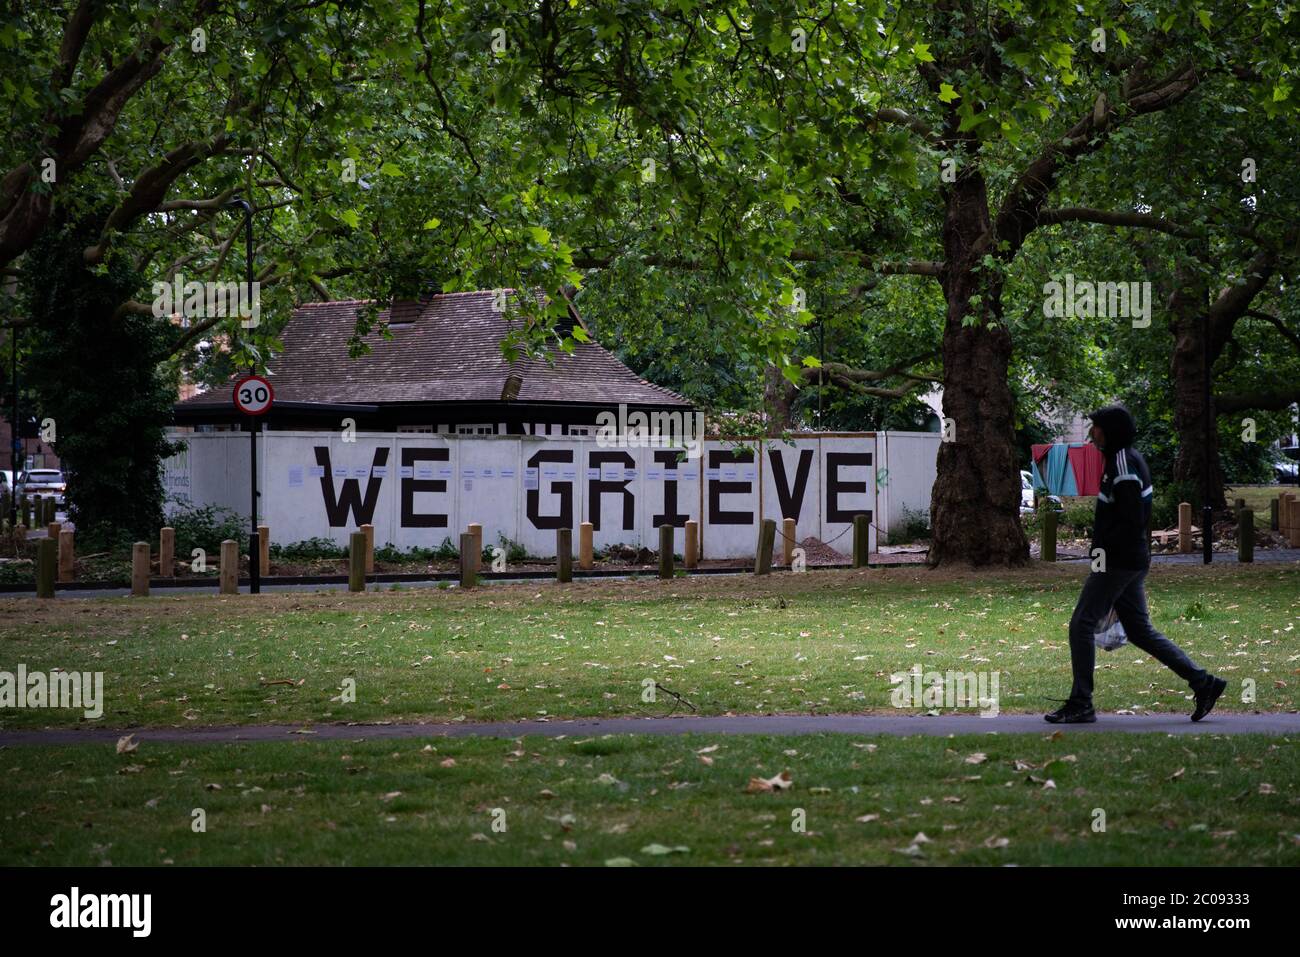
[163,431,940,560]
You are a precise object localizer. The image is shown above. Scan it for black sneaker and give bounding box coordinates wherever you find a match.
[1044,699,1096,724]
[1191,676,1228,722]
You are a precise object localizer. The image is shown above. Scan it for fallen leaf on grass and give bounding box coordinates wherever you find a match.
[641,844,690,855]
[746,772,793,794]
[964,752,988,765]
[116,735,138,755]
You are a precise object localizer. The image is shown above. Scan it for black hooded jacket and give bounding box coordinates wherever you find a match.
[1090,405,1152,570]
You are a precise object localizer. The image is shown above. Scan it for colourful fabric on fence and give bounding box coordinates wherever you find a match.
[1030,443,1077,496]
[1030,442,1105,496]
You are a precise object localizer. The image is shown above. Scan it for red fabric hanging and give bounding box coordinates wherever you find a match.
[1067,443,1104,496]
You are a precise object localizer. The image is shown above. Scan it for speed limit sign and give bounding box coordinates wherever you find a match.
[233,375,274,416]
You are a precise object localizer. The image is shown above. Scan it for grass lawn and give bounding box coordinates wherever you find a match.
[1,732,1296,866]
[1225,484,1294,516]
[1,563,1296,730]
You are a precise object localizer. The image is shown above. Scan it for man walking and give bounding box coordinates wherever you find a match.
[1045,405,1228,724]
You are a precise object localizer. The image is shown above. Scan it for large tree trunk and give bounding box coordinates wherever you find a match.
[763,364,797,435]
[1168,264,1226,510]
[928,172,1029,566]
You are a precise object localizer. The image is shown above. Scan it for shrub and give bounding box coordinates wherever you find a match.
[168,503,247,561]
[271,537,347,561]
[886,506,931,545]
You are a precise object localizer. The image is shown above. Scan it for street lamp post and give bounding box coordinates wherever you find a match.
[226,198,260,594]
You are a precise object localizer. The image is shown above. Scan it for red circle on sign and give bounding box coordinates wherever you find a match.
[233,375,274,416]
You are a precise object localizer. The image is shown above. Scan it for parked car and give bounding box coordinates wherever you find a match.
[1275,447,1300,484]
[1019,470,1035,512]
[17,468,66,506]
[1020,469,1063,513]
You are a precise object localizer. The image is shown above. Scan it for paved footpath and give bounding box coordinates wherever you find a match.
[2,712,1297,745]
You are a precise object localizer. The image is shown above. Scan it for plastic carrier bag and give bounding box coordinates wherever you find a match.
[1093,608,1128,652]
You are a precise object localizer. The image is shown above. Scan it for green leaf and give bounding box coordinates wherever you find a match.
[912,42,934,63]
[1196,9,1212,31]
[340,209,360,229]
[422,217,441,230]
[527,225,551,245]
[379,161,405,177]
[801,355,822,368]
[938,83,960,103]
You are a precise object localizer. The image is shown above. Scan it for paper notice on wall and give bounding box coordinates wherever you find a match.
[586,468,600,480]
[332,467,348,478]
[399,466,414,479]
[647,468,663,481]
[351,467,369,479]
[288,466,304,488]
[416,466,434,480]
[372,466,388,478]
[500,467,515,479]
[463,479,473,492]
[481,467,495,479]
[309,466,326,479]
[524,468,539,490]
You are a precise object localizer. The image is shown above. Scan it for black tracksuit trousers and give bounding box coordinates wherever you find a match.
[1067,569,1212,704]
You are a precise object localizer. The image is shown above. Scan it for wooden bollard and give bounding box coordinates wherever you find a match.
[131,542,150,597]
[58,529,74,582]
[22,495,33,527]
[258,524,271,576]
[1270,497,1279,532]
[47,520,60,540]
[684,520,698,569]
[578,521,594,569]
[1281,494,1292,545]
[658,524,674,579]
[557,527,572,583]
[13,524,26,549]
[159,526,175,577]
[458,532,476,588]
[36,537,56,599]
[852,514,869,568]
[348,531,366,592]
[1178,501,1192,553]
[755,518,776,576]
[360,523,373,574]
[782,517,796,566]
[1041,508,1057,562]
[1238,508,1254,563]
[219,539,238,594]
[45,497,56,524]
[467,523,482,572]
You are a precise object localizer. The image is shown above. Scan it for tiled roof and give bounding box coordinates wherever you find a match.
[177,290,690,409]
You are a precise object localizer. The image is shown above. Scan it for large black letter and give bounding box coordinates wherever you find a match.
[527,449,573,529]
[768,447,814,520]
[708,449,754,526]
[401,447,449,528]
[826,451,873,525]
[315,446,389,527]
[588,450,636,531]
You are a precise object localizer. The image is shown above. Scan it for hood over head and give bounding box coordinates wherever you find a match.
[1088,404,1137,450]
